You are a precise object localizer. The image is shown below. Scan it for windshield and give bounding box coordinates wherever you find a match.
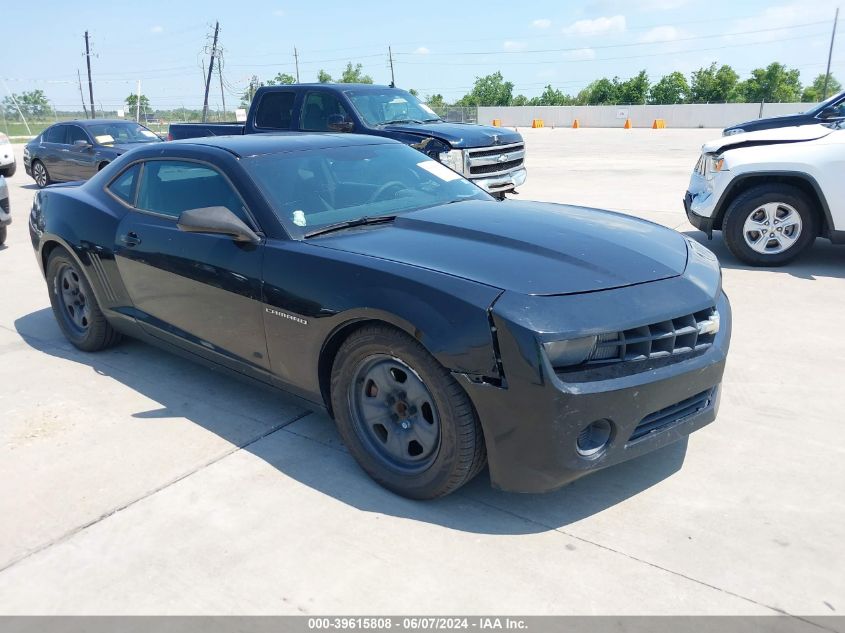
[244,143,490,238]
[809,89,845,114]
[87,122,161,145]
[345,89,441,126]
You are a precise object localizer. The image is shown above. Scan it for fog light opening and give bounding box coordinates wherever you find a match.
[576,419,613,457]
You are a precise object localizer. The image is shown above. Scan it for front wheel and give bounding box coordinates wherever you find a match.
[722,184,817,266]
[330,325,487,499]
[46,248,122,351]
[0,226,6,246]
[32,160,50,188]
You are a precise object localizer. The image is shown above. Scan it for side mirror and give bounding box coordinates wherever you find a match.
[327,114,354,132]
[73,139,92,149]
[177,206,260,243]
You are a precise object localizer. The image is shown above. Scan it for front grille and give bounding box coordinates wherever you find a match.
[585,307,718,365]
[466,142,525,177]
[629,388,715,442]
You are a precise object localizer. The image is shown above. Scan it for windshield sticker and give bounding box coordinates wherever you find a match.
[420,103,437,116]
[94,134,115,145]
[140,130,158,138]
[418,160,461,182]
[292,210,307,227]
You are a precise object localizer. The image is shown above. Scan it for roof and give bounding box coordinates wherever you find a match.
[171,132,400,158]
[264,83,398,91]
[59,119,142,127]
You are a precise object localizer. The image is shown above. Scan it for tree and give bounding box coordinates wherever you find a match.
[2,89,50,119]
[339,62,373,84]
[425,94,446,109]
[615,70,649,104]
[689,62,740,103]
[739,62,801,103]
[581,78,617,105]
[511,94,529,106]
[240,75,264,107]
[456,71,514,106]
[649,71,689,104]
[317,69,333,83]
[532,84,571,105]
[267,72,296,85]
[802,73,842,102]
[124,94,151,119]
[408,88,419,97]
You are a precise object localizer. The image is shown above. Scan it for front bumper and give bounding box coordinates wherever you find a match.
[685,191,715,236]
[459,276,731,493]
[470,167,527,195]
[0,152,14,169]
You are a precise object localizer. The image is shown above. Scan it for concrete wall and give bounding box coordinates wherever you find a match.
[478,103,813,129]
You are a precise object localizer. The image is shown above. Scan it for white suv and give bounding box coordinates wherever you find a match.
[684,125,845,266]
[0,133,16,178]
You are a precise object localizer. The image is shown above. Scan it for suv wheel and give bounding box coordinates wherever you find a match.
[722,184,817,266]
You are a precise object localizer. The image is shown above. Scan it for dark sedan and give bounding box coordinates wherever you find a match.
[723,89,845,135]
[23,119,162,188]
[28,133,731,499]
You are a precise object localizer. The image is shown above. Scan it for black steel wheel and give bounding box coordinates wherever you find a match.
[331,324,486,499]
[46,247,122,351]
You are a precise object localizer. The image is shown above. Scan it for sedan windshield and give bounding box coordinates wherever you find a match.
[87,122,161,146]
[244,143,491,238]
[346,89,441,126]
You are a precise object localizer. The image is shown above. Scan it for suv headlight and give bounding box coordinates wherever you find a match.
[438,149,465,174]
[705,154,727,179]
[543,336,597,367]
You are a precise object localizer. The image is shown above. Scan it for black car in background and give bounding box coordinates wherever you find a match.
[23,120,162,187]
[723,89,845,135]
[28,133,730,499]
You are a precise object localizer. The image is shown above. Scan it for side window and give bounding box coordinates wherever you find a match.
[255,91,296,129]
[44,125,67,144]
[136,160,249,224]
[301,92,349,132]
[66,126,90,145]
[108,163,142,205]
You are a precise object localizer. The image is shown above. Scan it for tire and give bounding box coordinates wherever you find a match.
[330,324,486,499]
[722,184,818,266]
[97,162,109,172]
[0,162,15,178]
[46,247,122,351]
[0,226,6,246]
[32,160,50,188]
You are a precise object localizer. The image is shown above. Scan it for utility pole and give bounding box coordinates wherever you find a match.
[77,69,89,118]
[136,80,142,122]
[84,31,95,119]
[217,61,226,118]
[294,47,300,83]
[388,46,396,87]
[823,7,840,100]
[202,21,220,123]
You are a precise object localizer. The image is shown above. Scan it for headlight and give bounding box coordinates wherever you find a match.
[706,154,727,177]
[724,128,745,136]
[438,149,465,174]
[685,237,718,262]
[543,336,597,367]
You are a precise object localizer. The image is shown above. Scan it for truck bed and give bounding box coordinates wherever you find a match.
[168,122,245,141]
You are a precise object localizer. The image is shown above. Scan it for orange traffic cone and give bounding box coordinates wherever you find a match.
[572,119,580,128]
[623,118,632,129]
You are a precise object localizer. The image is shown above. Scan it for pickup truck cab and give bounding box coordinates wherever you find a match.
[168,84,526,197]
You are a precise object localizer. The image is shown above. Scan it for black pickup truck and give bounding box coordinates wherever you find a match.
[168,84,526,197]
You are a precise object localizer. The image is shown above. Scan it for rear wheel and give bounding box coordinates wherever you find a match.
[0,226,6,246]
[32,160,50,188]
[46,248,122,351]
[330,325,486,499]
[722,184,817,266]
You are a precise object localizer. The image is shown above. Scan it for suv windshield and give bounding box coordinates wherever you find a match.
[244,143,490,238]
[87,122,161,146]
[346,89,442,126]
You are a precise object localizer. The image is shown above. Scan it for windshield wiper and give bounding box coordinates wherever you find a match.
[380,119,424,125]
[421,118,442,123]
[304,215,397,238]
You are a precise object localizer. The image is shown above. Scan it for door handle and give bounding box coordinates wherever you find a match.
[121,232,141,247]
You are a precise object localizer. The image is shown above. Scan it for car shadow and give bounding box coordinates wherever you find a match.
[685,230,845,280]
[18,183,39,191]
[14,308,688,535]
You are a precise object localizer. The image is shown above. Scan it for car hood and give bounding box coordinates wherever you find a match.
[313,200,688,296]
[704,124,833,153]
[379,121,522,149]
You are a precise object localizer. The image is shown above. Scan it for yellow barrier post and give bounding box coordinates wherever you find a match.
[492,119,502,127]
[652,119,666,129]
[572,119,580,128]
[531,119,545,128]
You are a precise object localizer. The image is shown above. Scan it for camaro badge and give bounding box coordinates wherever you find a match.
[265,307,308,325]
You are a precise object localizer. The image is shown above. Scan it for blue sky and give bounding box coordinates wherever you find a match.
[3,0,844,111]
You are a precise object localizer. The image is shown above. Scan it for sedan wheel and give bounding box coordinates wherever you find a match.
[331,325,487,499]
[32,161,49,188]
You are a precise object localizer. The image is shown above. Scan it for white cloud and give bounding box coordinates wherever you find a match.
[729,3,832,43]
[562,15,626,36]
[150,25,164,34]
[413,46,430,55]
[503,40,528,52]
[564,48,597,60]
[532,18,552,29]
[638,0,688,9]
[639,25,683,43]
[273,9,285,16]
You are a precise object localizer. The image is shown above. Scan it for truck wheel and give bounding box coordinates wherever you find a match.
[32,160,50,188]
[46,248,122,351]
[330,324,486,499]
[0,226,6,246]
[722,184,817,267]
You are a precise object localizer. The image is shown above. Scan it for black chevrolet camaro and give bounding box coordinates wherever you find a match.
[28,133,731,499]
